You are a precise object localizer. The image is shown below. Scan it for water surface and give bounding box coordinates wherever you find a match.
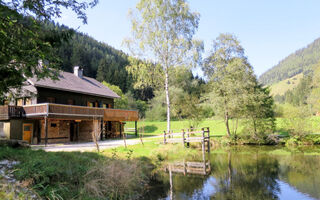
[147,146,320,200]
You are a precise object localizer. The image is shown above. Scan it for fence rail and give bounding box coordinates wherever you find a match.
[163,127,211,152]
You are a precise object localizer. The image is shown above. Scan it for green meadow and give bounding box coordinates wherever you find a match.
[126,117,320,136]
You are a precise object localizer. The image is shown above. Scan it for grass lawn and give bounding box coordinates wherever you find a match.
[125,117,320,137]
[125,119,230,136]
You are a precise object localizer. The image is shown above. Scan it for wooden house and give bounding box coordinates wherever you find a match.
[0,66,138,144]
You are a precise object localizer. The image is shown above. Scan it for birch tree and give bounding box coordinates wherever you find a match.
[125,0,203,132]
[203,34,256,137]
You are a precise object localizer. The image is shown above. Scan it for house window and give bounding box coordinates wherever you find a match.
[47,97,55,103]
[25,98,32,105]
[51,123,57,128]
[16,99,23,106]
[67,99,74,105]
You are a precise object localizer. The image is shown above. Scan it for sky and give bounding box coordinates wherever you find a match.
[55,0,320,77]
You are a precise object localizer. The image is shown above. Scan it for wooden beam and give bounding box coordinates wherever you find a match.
[135,121,137,136]
[44,116,48,146]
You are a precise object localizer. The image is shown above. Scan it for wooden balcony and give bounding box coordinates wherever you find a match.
[3,103,139,121]
[0,105,24,120]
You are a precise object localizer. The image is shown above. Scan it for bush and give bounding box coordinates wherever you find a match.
[285,134,320,146]
[84,158,154,200]
[282,105,313,137]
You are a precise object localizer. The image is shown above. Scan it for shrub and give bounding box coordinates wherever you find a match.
[282,105,313,137]
[83,158,154,200]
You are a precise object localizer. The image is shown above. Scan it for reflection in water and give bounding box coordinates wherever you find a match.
[151,146,320,200]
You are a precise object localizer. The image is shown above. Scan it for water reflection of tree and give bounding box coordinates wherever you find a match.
[211,152,280,200]
[279,154,320,199]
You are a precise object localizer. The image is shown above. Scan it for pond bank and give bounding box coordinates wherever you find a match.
[1,142,320,199]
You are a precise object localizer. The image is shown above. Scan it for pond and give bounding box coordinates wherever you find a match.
[146,146,320,200]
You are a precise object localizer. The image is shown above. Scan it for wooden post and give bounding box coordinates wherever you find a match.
[164,131,167,144]
[76,122,79,141]
[201,128,205,153]
[44,116,48,146]
[121,123,127,148]
[119,122,122,138]
[182,129,185,147]
[183,159,186,175]
[169,165,173,200]
[187,129,190,148]
[207,127,210,153]
[135,121,138,136]
[100,120,103,141]
[202,146,206,175]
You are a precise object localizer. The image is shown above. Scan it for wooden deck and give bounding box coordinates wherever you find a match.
[0,104,139,121]
[0,105,24,120]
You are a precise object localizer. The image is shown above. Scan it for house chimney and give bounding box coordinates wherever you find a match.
[73,66,83,78]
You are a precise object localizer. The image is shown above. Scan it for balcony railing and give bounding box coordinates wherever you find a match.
[0,105,24,120]
[22,103,139,121]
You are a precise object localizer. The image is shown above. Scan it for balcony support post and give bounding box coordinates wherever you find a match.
[135,121,138,136]
[44,116,48,146]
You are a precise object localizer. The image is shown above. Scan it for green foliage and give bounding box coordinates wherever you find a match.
[0,147,101,199]
[102,81,128,109]
[0,0,97,98]
[126,0,203,131]
[126,92,148,118]
[4,0,98,24]
[84,158,154,200]
[259,37,320,85]
[0,146,157,200]
[0,5,70,98]
[203,33,275,137]
[126,57,164,92]
[282,104,313,137]
[242,86,276,137]
[283,75,312,106]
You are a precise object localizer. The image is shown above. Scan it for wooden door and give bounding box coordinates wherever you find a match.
[23,123,33,143]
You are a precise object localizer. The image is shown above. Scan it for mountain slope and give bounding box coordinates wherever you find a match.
[259,38,320,85]
[49,22,132,93]
[269,73,303,96]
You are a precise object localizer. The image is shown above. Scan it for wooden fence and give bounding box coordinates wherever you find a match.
[165,160,211,176]
[163,127,211,152]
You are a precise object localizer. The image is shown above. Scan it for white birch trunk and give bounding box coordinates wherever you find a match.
[165,67,171,132]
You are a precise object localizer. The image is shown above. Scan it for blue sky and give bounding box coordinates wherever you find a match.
[55,0,320,77]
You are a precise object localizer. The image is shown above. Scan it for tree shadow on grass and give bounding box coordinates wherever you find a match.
[143,125,158,134]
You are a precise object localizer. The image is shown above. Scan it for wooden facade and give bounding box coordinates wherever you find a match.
[0,104,138,144]
[0,68,139,144]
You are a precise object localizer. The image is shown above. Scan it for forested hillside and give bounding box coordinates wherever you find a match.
[259,38,320,85]
[50,23,132,93]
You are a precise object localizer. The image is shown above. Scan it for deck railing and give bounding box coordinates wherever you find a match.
[1,103,139,121]
[0,105,24,120]
[22,103,138,121]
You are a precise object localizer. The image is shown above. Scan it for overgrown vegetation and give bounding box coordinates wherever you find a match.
[0,146,160,200]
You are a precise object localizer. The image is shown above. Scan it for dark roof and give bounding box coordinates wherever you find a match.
[28,72,120,99]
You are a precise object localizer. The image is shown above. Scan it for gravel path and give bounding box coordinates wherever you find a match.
[31,136,161,152]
